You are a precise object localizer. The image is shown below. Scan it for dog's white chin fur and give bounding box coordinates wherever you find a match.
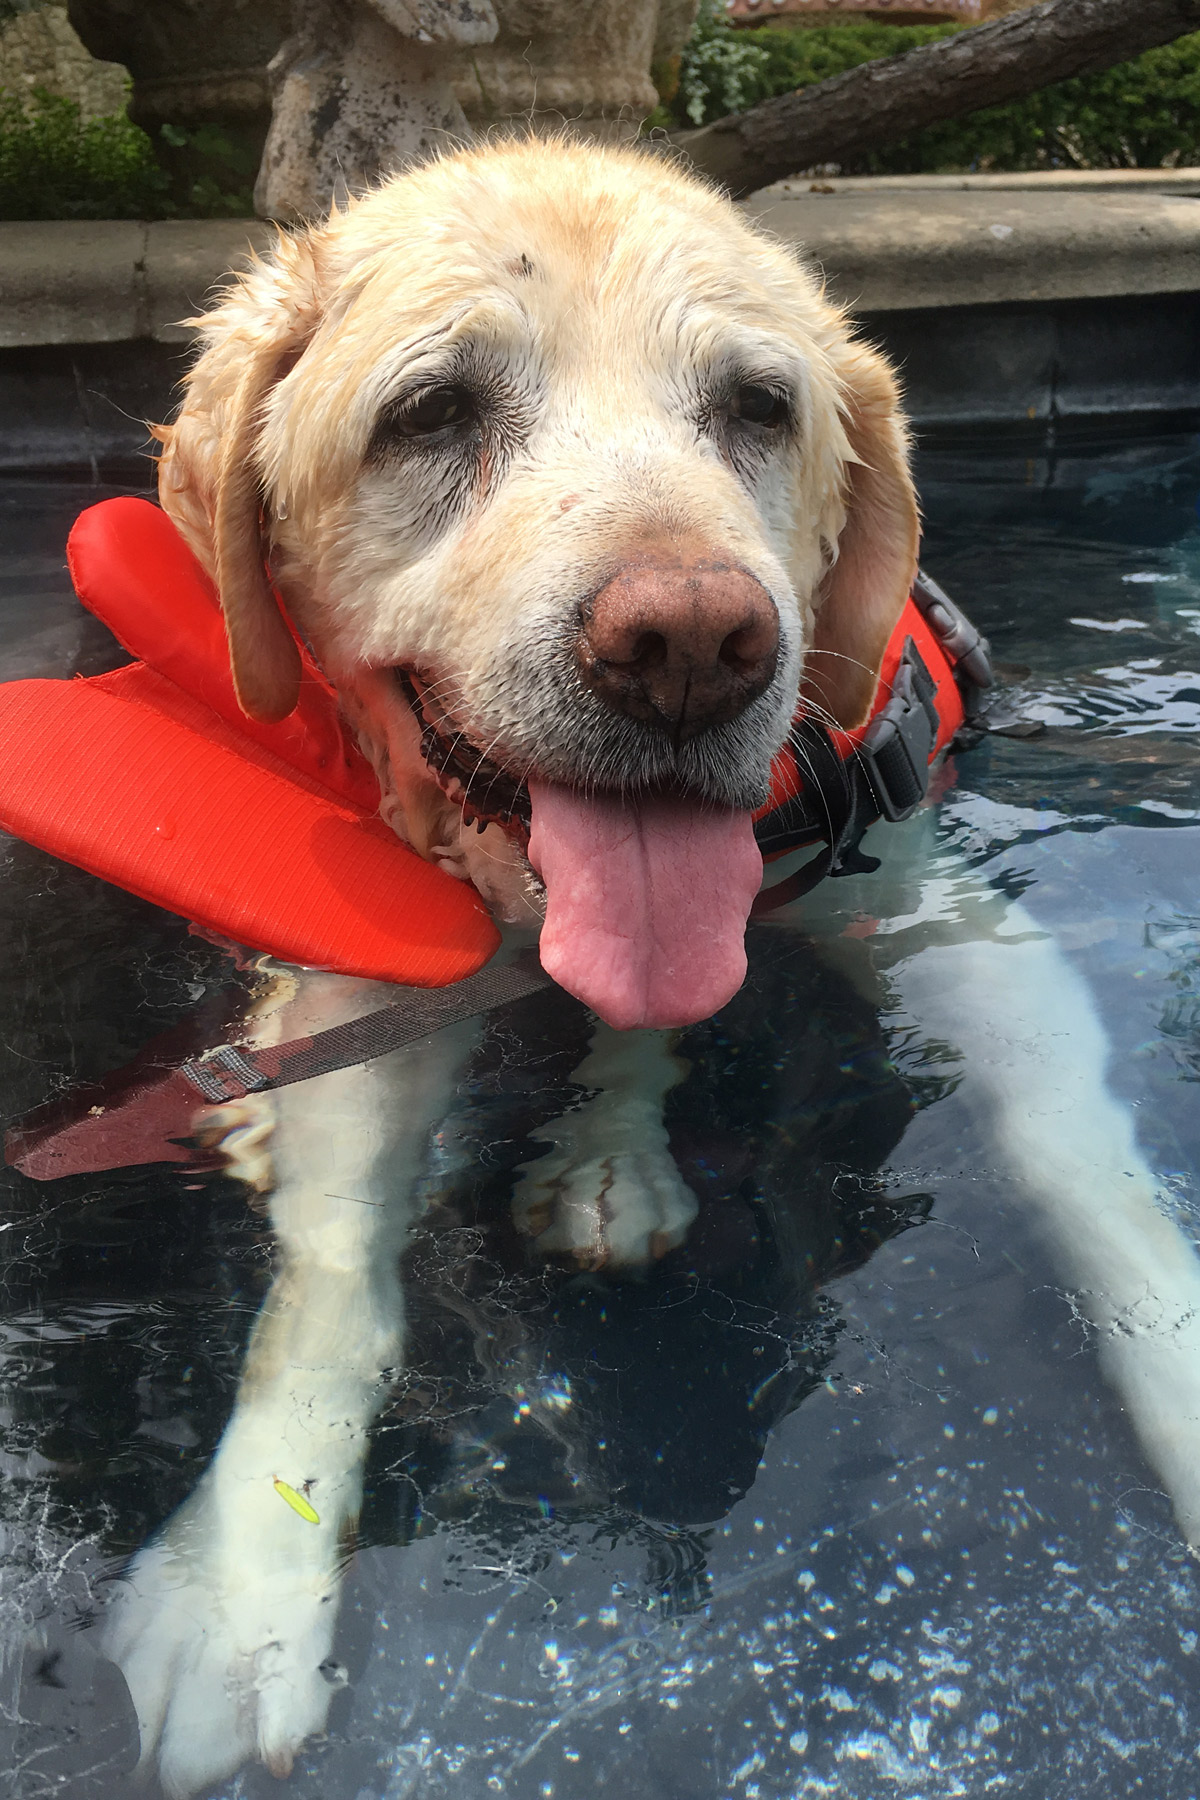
[448,819,545,924]
[338,664,544,926]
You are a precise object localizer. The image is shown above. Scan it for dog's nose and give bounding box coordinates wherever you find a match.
[577,557,779,738]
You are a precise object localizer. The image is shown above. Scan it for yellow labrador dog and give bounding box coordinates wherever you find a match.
[98,135,921,1795]
[97,139,1200,1799]
[157,134,917,1031]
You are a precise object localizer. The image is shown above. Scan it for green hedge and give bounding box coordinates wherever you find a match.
[660,2,1200,172]
[0,87,167,218]
[866,35,1200,173]
[0,88,254,219]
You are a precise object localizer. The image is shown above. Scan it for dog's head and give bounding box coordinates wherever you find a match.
[157,139,917,1029]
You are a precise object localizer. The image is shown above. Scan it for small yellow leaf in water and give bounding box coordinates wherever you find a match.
[273,1478,319,1524]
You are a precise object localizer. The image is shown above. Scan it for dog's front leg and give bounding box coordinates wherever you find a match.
[103,987,477,1800]
[892,891,1200,1554]
[513,1023,698,1269]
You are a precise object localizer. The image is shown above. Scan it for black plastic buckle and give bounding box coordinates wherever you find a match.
[860,638,940,822]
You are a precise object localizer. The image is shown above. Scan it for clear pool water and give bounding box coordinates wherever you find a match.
[1,433,1199,1799]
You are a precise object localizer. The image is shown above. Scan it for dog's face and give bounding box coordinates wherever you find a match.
[158,139,917,1029]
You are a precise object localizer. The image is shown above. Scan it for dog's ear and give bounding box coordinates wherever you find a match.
[156,233,323,723]
[801,340,919,732]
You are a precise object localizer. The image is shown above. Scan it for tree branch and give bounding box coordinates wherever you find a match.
[673,0,1200,196]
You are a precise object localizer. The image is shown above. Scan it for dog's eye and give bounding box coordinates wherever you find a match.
[729,383,790,429]
[394,384,476,437]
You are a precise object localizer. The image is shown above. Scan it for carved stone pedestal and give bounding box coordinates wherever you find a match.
[259,0,700,221]
[68,0,699,221]
[255,0,496,222]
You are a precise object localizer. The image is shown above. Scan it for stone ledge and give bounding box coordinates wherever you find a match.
[742,189,1200,312]
[0,219,274,350]
[1,175,1198,348]
[762,168,1200,196]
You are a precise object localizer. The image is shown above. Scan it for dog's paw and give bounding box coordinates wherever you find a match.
[513,1143,698,1269]
[102,1484,345,1800]
[191,1092,277,1194]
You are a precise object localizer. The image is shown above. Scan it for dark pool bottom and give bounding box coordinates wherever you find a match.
[0,432,1198,1799]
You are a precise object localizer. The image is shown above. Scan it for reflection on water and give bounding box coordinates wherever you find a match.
[1,435,1199,1798]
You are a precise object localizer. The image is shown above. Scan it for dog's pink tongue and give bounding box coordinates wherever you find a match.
[527,778,763,1030]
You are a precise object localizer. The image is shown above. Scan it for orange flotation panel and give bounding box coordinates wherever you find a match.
[0,498,500,986]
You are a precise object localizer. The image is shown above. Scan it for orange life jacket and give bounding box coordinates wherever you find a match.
[0,495,991,966]
[0,499,992,1182]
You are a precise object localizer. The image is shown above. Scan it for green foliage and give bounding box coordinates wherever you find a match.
[865,33,1200,172]
[668,9,955,129]
[749,17,958,98]
[0,85,169,218]
[672,0,773,125]
[157,119,257,218]
[0,86,256,218]
[659,11,1200,172]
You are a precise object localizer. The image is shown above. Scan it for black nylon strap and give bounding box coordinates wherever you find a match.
[752,718,857,859]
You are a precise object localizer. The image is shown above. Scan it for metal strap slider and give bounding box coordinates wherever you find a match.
[181,1043,270,1104]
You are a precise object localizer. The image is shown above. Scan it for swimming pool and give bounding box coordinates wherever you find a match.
[1,429,1198,1798]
